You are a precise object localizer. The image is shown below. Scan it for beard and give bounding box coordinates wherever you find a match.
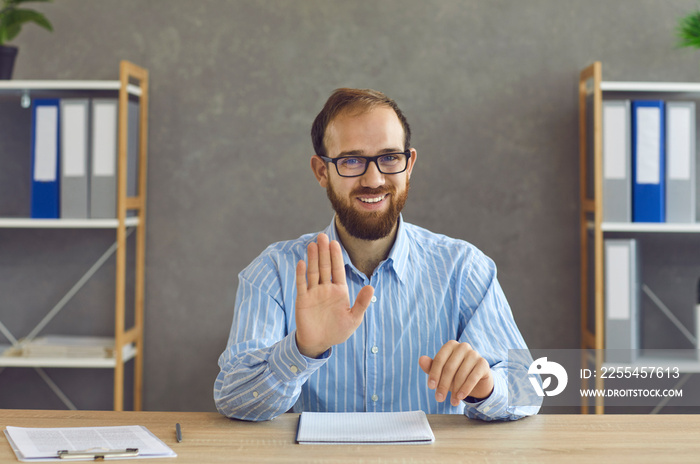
[326,179,409,241]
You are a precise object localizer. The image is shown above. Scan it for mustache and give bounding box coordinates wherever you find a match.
[350,186,395,196]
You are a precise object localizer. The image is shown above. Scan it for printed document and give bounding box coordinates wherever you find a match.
[4,425,176,461]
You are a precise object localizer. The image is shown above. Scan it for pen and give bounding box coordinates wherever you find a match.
[58,448,139,460]
[176,423,182,443]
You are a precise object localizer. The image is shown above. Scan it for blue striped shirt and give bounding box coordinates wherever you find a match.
[214,216,540,421]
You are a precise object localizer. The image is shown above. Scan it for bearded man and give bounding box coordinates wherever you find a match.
[214,88,540,422]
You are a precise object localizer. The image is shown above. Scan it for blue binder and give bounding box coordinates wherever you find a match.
[30,99,61,218]
[631,100,665,222]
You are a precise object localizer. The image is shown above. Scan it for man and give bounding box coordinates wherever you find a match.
[214,88,540,421]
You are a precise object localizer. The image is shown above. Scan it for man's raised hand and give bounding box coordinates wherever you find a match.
[295,233,374,358]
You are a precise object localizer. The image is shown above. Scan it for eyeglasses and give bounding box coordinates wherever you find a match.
[318,150,411,178]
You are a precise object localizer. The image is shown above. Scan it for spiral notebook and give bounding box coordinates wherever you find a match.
[295,411,435,445]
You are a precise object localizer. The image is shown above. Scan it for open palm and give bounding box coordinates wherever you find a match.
[295,233,374,359]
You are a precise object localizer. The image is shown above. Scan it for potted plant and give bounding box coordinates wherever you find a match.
[0,0,53,79]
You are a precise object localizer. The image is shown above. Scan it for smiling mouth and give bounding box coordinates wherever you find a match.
[358,194,388,204]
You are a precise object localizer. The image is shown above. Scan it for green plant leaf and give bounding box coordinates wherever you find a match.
[4,7,52,32]
[3,22,20,43]
[676,10,700,49]
[0,0,53,44]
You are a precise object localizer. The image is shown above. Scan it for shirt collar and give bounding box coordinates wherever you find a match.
[323,214,410,283]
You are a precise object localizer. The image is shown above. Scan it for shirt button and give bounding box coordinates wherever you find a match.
[371,296,377,303]
[252,391,259,398]
[371,394,379,402]
[289,365,298,374]
[483,406,491,412]
[371,346,379,354]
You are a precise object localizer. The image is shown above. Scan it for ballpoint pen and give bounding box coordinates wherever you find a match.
[58,448,139,460]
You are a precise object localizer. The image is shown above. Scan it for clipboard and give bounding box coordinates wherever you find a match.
[3,425,176,461]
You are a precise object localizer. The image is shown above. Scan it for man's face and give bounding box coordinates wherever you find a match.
[317,106,417,240]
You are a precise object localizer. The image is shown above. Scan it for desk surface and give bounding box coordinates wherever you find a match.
[0,410,698,463]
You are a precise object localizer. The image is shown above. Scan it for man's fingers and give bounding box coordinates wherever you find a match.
[307,235,346,287]
[427,341,458,394]
[418,356,433,375]
[306,241,319,288]
[295,260,307,296]
[329,240,347,286]
[423,342,492,405]
[427,341,477,403]
[455,358,491,403]
[434,346,467,402]
[351,285,374,317]
[450,357,475,402]
[317,233,332,284]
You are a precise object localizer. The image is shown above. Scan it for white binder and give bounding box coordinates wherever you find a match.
[665,101,696,223]
[60,99,90,219]
[89,99,118,219]
[604,238,640,363]
[602,100,632,223]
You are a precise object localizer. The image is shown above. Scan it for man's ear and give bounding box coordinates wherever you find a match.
[310,155,329,188]
[406,148,418,180]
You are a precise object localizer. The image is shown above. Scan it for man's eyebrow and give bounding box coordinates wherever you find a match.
[336,147,404,157]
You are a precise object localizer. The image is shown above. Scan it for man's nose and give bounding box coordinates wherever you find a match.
[359,160,386,188]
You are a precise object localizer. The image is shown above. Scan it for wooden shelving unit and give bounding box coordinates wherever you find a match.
[0,61,149,411]
[579,61,700,414]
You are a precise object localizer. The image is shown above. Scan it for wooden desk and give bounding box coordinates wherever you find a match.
[0,410,698,463]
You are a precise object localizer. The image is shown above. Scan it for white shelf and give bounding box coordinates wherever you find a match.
[585,221,700,233]
[0,343,137,369]
[0,80,142,96]
[600,81,700,93]
[600,222,700,233]
[0,217,139,229]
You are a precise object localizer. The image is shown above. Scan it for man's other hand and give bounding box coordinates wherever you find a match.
[419,341,494,406]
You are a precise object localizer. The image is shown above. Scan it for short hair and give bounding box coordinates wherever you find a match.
[311,88,411,157]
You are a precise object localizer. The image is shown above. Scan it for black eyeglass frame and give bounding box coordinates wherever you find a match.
[317,149,412,178]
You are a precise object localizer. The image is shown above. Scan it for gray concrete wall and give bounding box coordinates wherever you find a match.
[1,0,699,413]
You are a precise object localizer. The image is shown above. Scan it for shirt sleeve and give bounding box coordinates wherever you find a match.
[457,249,542,421]
[214,258,329,421]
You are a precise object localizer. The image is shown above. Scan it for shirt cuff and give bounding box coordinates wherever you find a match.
[268,331,330,383]
[462,370,509,419]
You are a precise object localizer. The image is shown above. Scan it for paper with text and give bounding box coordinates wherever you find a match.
[4,425,176,461]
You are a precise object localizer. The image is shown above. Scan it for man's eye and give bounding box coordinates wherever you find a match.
[340,158,364,167]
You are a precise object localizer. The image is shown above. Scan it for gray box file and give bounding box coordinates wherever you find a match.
[89,99,118,219]
[602,100,632,223]
[604,238,640,364]
[60,99,90,219]
[126,100,140,218]
[665,101,696,223]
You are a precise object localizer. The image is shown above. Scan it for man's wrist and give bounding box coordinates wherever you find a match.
[466,371,495,401]
[294,332,328,359]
